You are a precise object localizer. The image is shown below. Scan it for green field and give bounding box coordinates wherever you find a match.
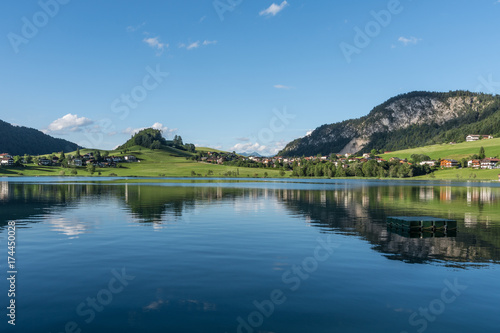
[0,146,287,178]
[382,137,500,161]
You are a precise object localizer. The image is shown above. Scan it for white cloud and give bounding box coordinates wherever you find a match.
[123,122,177,138]
[143,37,168,51]
[45,114,93,133]
[398,36,421,46]
[305,130,313,137]
[127,22,146,32]
[260,1,289,16]
[179,40,217,50]
[230,140,287,156]
[274,84,292,90]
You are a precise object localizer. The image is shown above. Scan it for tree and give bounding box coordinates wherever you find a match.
[87,164,96,175]
[151,140,161,150]
[76,148,81,158]
[479,146,486,159]
[335,166,346,177]
[460,158,468,168]
[279,169,286,177]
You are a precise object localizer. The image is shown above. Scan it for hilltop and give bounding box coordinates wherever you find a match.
[278,91,500,157]
[0,119,81,155]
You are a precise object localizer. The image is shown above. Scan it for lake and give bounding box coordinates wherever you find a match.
[1,178,499,333]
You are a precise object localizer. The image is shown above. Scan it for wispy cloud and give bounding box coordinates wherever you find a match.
[260,1,289,17]
[236,137,250,142]
[127,22,146,32]
[274,84,292,90]
[123,122,177,137]
[44,114,93,133]
[179,40,217,50]
[143,37,168,52]
[398,36,421,46]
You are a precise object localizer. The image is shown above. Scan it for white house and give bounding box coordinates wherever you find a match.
[466,135,493,142]
[481,158,500,169]
[419,161,437,167]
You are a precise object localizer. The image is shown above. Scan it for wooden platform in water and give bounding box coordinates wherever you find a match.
[387,216,457,232]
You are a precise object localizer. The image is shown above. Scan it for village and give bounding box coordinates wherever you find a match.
[0,151,139,168]
[0,134,499,174]
[199,134,500,171]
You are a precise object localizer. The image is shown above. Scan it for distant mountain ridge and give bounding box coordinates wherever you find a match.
[239,152,264,157]
[0,119,81,155]
[278,91,500,157]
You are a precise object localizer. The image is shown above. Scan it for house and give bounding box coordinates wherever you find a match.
[420,161,437,167]
[0,157,14,166]
[440,159,459,168]
[0,153,13,159]
[466,135,494,142]
[39,158,51,166]
[73,158,83,167]
[467,159,481,169]
[124,155,137,162]
[481,158,500,169]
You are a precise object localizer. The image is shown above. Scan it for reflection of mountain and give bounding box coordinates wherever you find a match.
[275,186,500,265]
[1,182,499,265]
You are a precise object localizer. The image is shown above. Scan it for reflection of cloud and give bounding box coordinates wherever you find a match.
[48,216,90,238]
[0,182,8,200]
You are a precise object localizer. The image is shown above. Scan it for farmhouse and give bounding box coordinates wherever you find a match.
[0,157,14,166]
[467,159,481,169]
[481,158,500,170]
[466,135,494,142]
[440,159,459,168]
[419,161,437,167]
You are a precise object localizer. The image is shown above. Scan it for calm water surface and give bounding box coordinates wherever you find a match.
[0,178,499,333]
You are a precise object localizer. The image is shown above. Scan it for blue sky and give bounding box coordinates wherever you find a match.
[1,0,500,155]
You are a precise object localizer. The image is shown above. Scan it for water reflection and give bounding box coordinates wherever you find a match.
[1,182,499,265]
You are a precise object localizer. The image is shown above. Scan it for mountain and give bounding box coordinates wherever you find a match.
[278,91,500,157]
[0,119,81,156]
[238,152,264,157]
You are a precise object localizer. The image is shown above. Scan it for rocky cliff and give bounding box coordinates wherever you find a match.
[278,91,500,157]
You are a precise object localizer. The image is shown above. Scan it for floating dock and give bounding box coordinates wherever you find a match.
[387,216,457,232]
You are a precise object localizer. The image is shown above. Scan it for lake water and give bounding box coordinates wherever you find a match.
[1,178,499,333]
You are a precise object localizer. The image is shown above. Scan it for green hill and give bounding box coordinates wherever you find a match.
[118,128,194,157]
[1,146,286,178]
[0,119,81,155]
[382,137,500,161]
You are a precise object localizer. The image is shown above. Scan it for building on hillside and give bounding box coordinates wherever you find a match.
[440,159,459,168]
[419,161,437,167]
[467,159,481,169]
[73,158,83,167]
[481,158,500,169]
[466,135,494,142]
[124,155,137,162]
[39,158,51,166]
[0,157,14,166]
